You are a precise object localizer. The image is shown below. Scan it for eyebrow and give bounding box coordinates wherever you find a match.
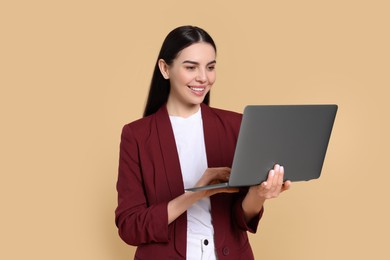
[182,60,217,65]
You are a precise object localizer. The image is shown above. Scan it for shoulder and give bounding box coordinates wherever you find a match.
[125,114,154,129]
[121,105,169,141]
[201,104,242,138]
[121,114,156,140]
[208,106,242,121]
[203,104,242,126]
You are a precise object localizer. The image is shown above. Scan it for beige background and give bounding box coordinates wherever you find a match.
[1,0,389,259]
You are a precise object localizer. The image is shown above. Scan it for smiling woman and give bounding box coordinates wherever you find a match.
[114,25,290,260]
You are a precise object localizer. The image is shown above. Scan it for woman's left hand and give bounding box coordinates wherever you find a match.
[249,164,291,200]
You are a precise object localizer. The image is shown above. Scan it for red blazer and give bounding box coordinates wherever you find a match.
[115,103,263,259]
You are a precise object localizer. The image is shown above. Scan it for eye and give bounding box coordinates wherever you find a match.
[185,66,196,71]
[207,65,216,71]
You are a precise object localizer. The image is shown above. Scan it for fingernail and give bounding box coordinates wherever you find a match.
[270,170,275,177]
[280,166,284,172]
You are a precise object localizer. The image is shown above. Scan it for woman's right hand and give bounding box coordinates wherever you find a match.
[193,167,239,197]
[167,167,238,224]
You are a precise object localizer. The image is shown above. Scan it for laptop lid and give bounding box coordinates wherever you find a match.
[185,104,337,191]
[229,104,338,186]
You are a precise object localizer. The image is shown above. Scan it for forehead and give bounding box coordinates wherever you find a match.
[175,42,216,62]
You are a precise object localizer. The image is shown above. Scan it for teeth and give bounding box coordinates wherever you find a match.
[190,87,204,92]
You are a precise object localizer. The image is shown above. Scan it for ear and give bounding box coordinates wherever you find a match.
[158,59,170,79]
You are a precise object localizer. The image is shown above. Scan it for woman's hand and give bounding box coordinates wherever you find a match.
[242,164,291,222]
[167,167,238,224]
[250,164,291,199]
[194,167,239,198]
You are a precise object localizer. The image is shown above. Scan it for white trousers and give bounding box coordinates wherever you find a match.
[186,234,217,260]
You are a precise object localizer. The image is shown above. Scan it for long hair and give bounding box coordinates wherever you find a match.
[143,26,217,117]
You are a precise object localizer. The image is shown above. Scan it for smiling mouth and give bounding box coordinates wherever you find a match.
[188,86,206,92]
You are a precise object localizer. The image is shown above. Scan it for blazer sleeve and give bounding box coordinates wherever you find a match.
[232,189,264,233]
[115,124,169,246]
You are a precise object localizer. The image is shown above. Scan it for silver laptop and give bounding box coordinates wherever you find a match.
[185,105,338,192]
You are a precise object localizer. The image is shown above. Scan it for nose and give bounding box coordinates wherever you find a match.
[195,68,207,83]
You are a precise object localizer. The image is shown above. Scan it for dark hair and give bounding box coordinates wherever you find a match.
[143,25,217,117]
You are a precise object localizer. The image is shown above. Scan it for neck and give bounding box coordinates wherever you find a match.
[166,102,201,118]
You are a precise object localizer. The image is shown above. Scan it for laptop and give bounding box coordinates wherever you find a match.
[185,105,338,192]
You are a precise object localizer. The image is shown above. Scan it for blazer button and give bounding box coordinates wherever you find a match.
[223,247,230,256]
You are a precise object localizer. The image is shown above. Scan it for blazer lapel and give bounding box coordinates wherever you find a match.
[155,105,184,198]
[155,105,187,258]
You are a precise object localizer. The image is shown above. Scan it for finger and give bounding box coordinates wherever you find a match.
[278,166,285,186]
[266,168,275,184]
[267,165,279,195]
[273,166,284,197]
[209,187,239,196]
[282,180,291,192]
[219,168,231,181]
[223,187,239,193]
[219,167,231,177]
[263,170,274,192]
[218,167,231,174]
[198,168,228,187]
[208,168,231,182]
[271,164,281,189]
[272,165,284,196]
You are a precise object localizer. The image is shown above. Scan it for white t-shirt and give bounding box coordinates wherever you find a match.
[170,108,216,258]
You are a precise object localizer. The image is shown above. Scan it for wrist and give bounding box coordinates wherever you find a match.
[242,191,265,221]
[184,189,206,201]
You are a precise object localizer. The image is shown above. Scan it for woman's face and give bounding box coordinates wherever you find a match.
[160,42,216,115]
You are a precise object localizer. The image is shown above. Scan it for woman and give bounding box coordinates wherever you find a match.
[115,25,291,259]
